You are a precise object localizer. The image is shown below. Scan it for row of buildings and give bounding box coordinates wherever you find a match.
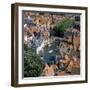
[23,11,80,76]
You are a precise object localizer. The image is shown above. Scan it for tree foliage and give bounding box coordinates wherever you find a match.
[24,44,44,77]
[53,19,74,37]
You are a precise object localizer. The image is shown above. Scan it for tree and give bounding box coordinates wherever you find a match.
[53,19,75,37]
[24,44,45,77]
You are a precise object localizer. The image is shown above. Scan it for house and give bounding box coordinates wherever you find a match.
[41,64,55,76]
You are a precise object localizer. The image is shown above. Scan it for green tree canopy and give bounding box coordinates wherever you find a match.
[56,19,74,32]
[24,44,45,77]
[53,19,75,37]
